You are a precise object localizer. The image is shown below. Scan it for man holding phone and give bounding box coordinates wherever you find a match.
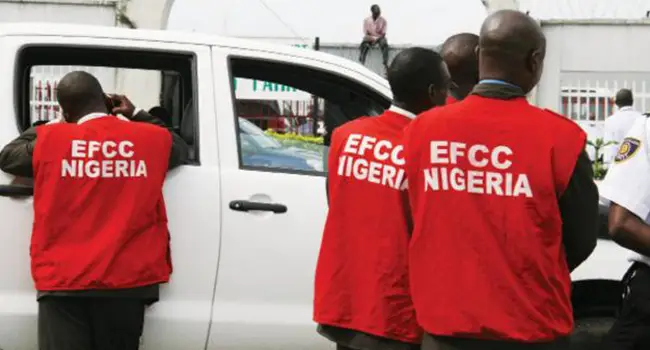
[0,71,188,350]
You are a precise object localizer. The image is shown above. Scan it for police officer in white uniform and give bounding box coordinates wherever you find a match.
[603,89,644,165]
[600,115,650,349]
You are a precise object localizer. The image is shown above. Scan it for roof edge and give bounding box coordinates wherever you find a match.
[541,18,650,26]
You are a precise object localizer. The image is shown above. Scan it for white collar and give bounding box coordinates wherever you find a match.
[388,105,416,119]
[77,113,129,124]
[619,106,633,112]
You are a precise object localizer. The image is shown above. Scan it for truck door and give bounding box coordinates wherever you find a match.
[0,34,219,350]
[209,47,390,349]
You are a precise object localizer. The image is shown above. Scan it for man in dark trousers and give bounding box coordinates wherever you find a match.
[403,10,599,350]
[359,4,389,71]
[0,71,188,350]
[440,33,479,104]
[314,47,451,350]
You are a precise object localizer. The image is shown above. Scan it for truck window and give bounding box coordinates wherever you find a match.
[15,46,198,163]
[228,57,389,175]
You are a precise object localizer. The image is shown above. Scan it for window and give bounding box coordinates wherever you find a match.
[229,57,389,175]
[15,46,198,163]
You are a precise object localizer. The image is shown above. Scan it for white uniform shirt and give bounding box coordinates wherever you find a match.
[603,106,644,164]
[600,117,650,266]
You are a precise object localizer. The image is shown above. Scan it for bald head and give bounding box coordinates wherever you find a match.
[387,47,450,113]
[478,10,546,93]
[57,71,108,122]
[441,33,479,98]
[615,89,633,107]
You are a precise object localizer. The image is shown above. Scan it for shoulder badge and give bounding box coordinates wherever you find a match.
[615,137,642,163]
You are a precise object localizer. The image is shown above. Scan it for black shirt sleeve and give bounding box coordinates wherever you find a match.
[132,110,189,170]
[559,150,599,272]
[0,127,37,178]
[326,174,329,204]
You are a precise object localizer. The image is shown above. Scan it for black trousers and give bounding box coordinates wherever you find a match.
[602,262,650,349]
[421,334,569,350]
[359,37,389,66]
[38,296,146,350]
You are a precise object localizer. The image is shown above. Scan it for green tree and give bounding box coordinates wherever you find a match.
[587,138,617,180]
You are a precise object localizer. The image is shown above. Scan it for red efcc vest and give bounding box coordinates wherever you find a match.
[31,115,173,291]
[404,96,586,342]
[314,109,422,343]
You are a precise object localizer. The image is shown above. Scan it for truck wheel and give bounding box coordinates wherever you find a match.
[571,316,615,348]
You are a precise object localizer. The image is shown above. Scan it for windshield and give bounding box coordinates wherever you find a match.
[238,117,282,149]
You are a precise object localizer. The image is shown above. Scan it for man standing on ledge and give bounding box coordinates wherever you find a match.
[359,4,389,72]
[404,10,598,350]
[440,33,479,104]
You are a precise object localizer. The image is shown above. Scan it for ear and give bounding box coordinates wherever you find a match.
[428,84,436,102]
[526,49,538,72]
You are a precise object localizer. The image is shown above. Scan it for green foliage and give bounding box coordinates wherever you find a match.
[587,138,618,180]
[265,130,325,152]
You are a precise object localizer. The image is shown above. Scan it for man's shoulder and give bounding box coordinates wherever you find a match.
[338,115,375,130]
[36,121,78,135]
[414,103,458,122]
[535,107,585,134]
[626,117,649,138]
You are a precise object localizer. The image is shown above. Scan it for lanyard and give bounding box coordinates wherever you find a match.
[479,79,522,90]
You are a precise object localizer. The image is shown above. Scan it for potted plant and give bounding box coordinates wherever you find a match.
[587,138,617,180]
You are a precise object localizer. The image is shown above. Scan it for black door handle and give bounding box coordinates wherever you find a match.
[229,200,287,214]
[0,184,34,197]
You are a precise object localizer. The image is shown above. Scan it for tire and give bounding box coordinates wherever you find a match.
[570,316,615,349]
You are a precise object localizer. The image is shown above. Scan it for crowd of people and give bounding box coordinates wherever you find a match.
[317,8,650,350]
[2,6,650,350]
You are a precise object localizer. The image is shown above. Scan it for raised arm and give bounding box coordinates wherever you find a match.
[109,94,189,170]
[0,127,38,178]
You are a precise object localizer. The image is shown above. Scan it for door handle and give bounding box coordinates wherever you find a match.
[0,184,34,197]
[229,200,287,214]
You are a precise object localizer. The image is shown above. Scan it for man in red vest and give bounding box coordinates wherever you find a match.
[440,33,479,104]
[0,71,188,350]
[314,47,451,350]
[403,10,599,350]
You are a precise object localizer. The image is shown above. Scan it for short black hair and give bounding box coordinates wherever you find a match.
[57,71,106,118]
[615,88,633,107]
[387,47,445,103]
[371,4,380,11]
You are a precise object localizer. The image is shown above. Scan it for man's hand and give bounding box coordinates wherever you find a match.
[108,94,136,119]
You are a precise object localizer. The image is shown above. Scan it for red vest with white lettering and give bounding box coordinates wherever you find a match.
[31,115,172,291]
[314,110,422,343]
[404,96,586,342]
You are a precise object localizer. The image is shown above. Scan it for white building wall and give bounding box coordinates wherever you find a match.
[536,21,650,113]
[0,0,117,26]
[0,0,176,116]
[535,20,650,158]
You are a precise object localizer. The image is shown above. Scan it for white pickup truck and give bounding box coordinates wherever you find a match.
[0,23,631,349]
